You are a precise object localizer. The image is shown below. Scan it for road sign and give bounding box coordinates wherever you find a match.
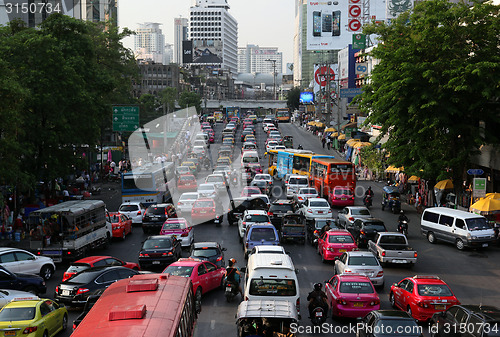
[473,178,486,198]
[112,106,139,132]
[340,88,363,98]
[467,169,484,176]
[353,34,366,49]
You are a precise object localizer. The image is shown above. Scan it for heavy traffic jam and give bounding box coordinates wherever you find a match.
[0,111,499,337]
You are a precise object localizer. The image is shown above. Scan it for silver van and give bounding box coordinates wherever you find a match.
[420,207,495,250]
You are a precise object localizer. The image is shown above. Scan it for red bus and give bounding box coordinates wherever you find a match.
[310,158,356,199]
[72,274,196,337]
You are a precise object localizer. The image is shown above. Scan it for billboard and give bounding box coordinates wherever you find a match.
[386,0,414,21]
[299,92,315,104]
[307,0,363,50]
[313,64,339,99]
[182,40,193,64]
[192,39,223,64]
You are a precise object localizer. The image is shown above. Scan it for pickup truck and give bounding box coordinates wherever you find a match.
[367,232,417,267]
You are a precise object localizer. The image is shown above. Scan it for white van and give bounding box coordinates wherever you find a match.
[286,175,309,198]
[242,253,300,316]
[241,151,260,166]
[420,207,495,250]
[195,133,209,148]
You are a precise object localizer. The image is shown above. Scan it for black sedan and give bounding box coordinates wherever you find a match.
[349,217,387,248]
[0,265,46,295]
[55,266,139,306]
[189,242,227,268]
[358,310,422,337]
[138,235,182,270]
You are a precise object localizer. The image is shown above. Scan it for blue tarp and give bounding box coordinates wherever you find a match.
[346,147,353,161]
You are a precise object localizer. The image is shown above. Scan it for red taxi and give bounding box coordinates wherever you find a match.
[62,256,140,281]
[160,218,194,249]
[390,275,460,322]
[163,258,226,298]
[241,186,262,197]
[177,174,198,192]
[326,274,380,318]
[108,212,132,240]
[317,230,357,262]
[329,186,355,207]
[191,198,217,223]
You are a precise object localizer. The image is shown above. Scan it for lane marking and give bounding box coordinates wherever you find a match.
[211,320,216,330]
[303,266,308,272]
[213,299,217,307]
[298,253,302,259]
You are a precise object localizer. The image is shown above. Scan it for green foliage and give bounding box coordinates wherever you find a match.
[178,91,202,114]
[287,87,301,111]
[359,146,385,177]
[159,87,178,114]
[360,0,500,181]
[138,94,162,126]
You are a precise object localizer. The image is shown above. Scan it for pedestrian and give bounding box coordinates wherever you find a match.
[321,137,326,148]
[326,138,331,150]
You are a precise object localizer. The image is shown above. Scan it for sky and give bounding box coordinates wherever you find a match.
[118,0,295,67]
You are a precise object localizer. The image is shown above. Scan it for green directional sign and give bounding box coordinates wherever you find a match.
[112,106,139,132]
[473,178,486,198]
[353,34,366,49]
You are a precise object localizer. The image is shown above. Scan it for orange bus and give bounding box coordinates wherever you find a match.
[276,108,290,122]
[72,274,196,337]
[310,157,356,199]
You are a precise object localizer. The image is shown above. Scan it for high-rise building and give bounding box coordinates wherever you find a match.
[237,45,283,74]
[0,0,117,27]
[164,43,174,65]
[174,17,188,64]
[189,0,238,73]
[134,23,166,64]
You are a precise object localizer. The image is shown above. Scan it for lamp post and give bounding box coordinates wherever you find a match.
[265,59,277,100]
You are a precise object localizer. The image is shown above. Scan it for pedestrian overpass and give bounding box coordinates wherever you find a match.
[205,99,287,110]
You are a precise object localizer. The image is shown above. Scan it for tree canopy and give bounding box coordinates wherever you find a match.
[287,87,301,111]
[178,91,202,114]
[359,0,500,181]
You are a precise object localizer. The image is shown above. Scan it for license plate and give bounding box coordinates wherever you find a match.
[4,332,16,336]
[435,304,446,310]
[318,211,324,214]
[482,243,488,247]
[353,302,363,307]
[315,312,323,317]
[341,198,347,200]
[393,260,407,264]
[62,290,70,296]
[226,287,232,292]
[200,211,207,214]
[152,261,160,265]
[339,249,347,252]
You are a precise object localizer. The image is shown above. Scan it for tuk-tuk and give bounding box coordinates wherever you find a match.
[283,136,293,148]
[207,116,215,125]
[236,300,298,337]
[382,185,401,213]
[280,213,306,244]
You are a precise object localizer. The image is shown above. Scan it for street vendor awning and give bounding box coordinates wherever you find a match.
[485,193,500,200]
[352,142,371,149]
[385,165,404,173]
[346,139,358,146]
[329,132,339,138]
[408,175,420,183]
[337,134,346,140]
[434,179,454,190]
[470,198,500,215]
[315,122,325,127]
[325,127,336,132]
[307,121,316,126]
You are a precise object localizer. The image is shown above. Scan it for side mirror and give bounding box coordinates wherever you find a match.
[334,257,339,261]
[240,267,247,273]
[295,269,300,274]
[222,248,227,252]
[393,283,399,287]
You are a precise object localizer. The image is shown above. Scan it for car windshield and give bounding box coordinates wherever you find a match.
[352,209,370,215]
[300,188,317,194]
[199,185,214,191]
[255,175,270,180]
[465,218,491,231]
[248,215,269,222]
[0,307,36,321]
[119,205,139,211]
[249,279,296,296]
[194,201,214,208]
[68,270,101,283]
[365,224,387,232]
[329,235,354,244]
[143,238,172,249]
[270,205,293,212]
[177,167,190,173]
[339,281,374,294]
[180,194,198,201]
[348,256,379,266]
[146,207,166,215]
[180,176,194,181]
[243,157,259,163]
[289,177,308,185]
[67,263,90,273]
[376,320,419,336]
[315,220,329,229]
[249,228,277,241]
[310,201,330,207]
[162,222,187,230]
[335,189,353,196]
[192,248,219,258]
[207,176,223,182]
[417,284,453,296]
[163,266,193,277]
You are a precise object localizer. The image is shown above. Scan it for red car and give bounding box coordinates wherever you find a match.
[162,258,226,299]
[241,186,262,197]
[390,275,460,322]
[177,174,198,192]
[62,256,140,281]
[326,274,380,318]
[108,212,132,239]
[329,187,355,207]
[317,230,357,262]
[191,198,217,223]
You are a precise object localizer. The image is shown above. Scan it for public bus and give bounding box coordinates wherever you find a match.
[72,274,197,337]
[276,108,290,122]
[310,157,356,198]
[266,149,278,176]
[121,162,175,206]
[275,149,314,179]
[292,153,335,178]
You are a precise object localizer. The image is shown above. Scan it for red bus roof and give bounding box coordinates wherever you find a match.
[72,274,193,337]
[312,157,353,165]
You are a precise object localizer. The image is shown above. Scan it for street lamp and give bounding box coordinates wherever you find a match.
[265,59,277,100]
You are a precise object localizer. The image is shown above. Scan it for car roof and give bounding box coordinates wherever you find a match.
[168,258,203,267]
[308,198,328,202]
[459,305,500,320]
[345,251,376,257]
[165,218,188,223]
[328,229,351,235]
[180,192,199,198]
[73,256,113,264]
[4,299,42,308]
[199,183,216,188]
[192,242,220,248]
[289,174,307,178]
[251,194,270,200]
[355,217,385,223]
[409,275,446,284]
[371,310,414,319]
[244,210,268,215]
[272,199,294,204]
[0,247,21,253]
[195,198,215,203]
[338,274,372,282]
[119,202,143,206]
[207,174,224,178]
[146,235,174,240]
[254,245,285,252]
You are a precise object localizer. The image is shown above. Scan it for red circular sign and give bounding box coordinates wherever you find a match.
[314,66,335,87]
[349,5,361,17]
[348,19,361,31]
[350,0,361,3]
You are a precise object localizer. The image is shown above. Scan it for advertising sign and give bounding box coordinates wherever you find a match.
[225,107,240,119]
[352,33,366,49]
[299,92,315,104]
[182,40,193,64]
[192,39,223,64]
[473,178,486,198]
[307,0,362,50]
[112,106,140,132]
[313,64,339,97]
[386,0,414,20]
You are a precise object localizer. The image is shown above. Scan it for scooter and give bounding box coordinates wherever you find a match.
[214,214,223,227]
[363,195,373,208]
[398,220,409,236]
[310,306,327,326]
[224,281,239,303]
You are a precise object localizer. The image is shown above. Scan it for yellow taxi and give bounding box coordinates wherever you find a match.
[244,134,257,144]
[0,299,68,337]
[217,155,232,165]
[216,157,232,166]
[248,114,257,124]
[222,135,235,144]
[181,161,197,175]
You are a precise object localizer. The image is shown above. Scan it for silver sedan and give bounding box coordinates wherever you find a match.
[336,206,372,228]
[334,251,384,288]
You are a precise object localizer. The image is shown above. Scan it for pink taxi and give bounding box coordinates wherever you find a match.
[317,229,357,262]
[160,218,194,248]
[329,186,355,207]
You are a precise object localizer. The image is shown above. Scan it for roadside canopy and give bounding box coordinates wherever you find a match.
[434,179,454,190]
[337,134,346,140]
[470,198,500,215]
[385,165,404,173]
[346,139,358,146]
[329,132,339,138]
[485,193,500,200]
[408,176,420,183]
[307,121,315,126]
[324,127,336,132]
[352,142,371,149]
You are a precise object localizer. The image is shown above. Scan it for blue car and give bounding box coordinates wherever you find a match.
[243,224,280,258]
[0,265,46,295]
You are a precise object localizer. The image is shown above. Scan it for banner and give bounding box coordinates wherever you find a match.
[182,40,193,64]
[313,64,339,99]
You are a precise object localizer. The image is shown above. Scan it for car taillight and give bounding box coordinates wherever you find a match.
[348,217,354,221]
[55,286,59,293]
[298,196,303,200]
[381,251,386,257]
[336,298,347,305]
[328,209,332,213]
[268,212,273,216]
[417,301,430,308]
[178,202,183,206]
[76,288,89,295]
[137,211,142,215]
[360,230,366,235]
[307,209,313,213]
[216,256,223,262]
[370,299,380,306]
[414,252,418,258]
[296,298,300,313]
[242,222,247,227]
[139,253,149,257]
[314,230,319,235]
[23,327,38,334]
[163,252,173,256]
[344,269,352,273]
[376,271,384,277]
[246,243,249,248]
[72,323,76,330]
[327,247,334,252]
[181,232,189,237]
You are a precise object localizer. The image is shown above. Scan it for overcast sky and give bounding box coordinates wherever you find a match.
[118,0,295,66]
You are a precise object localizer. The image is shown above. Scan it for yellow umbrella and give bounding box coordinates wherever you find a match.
[408,175,420,183]
[338,134,346,140]
[307,121,315,126]
[346,139,357,146]
[385,165,404,173]
[325,127,336,132]
[316,122,325,128]
[434,179,454,190]
[470,198,500,215]
[329,132,339,138]
[485,193,500,200]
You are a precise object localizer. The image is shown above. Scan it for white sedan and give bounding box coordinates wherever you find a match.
[118,202,147,224]
[252,174,273,185]
[293,187,319,205]
[0,248,56,280]
[301,198,333,221]
[197,183,218,198]
[0,290,39,308]
[176,192,200,215]
[266,141,279,152]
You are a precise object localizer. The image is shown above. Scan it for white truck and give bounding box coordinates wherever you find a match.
[28,200,112,263]
[367,232,417,267]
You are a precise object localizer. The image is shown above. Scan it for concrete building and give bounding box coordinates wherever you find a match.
[0,0,117,27]
[189,0,238,73]
[132,62,180,98]
[174,17,189,64]
[237,44,283,74]
[134,23,166,64]
[164,43,174,65]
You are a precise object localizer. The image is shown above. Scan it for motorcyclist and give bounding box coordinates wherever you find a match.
[364,186,374,205]
[307,283,328,318]
[224,258,243,299]
[398,210,409,223]
[230,168,238,185]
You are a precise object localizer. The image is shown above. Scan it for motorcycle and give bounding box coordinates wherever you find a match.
[214,214,223,227]
[224,281,239,303]
[204,158,210,170]
[398,220,409,236]
[363,194,373,208]
[310,306,327,326]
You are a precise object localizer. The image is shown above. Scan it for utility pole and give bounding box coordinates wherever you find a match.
[265,59,277,100]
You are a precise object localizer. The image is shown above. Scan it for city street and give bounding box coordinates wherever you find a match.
[45,121,500,337]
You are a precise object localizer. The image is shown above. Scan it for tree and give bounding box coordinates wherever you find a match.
[159,87,178,113]
[178,91,202,114]
[287,87,301,111]
[139,94,162,126]
[359,0,500,181]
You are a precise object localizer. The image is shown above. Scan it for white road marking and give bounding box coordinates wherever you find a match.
[213,299,217,307]
[211,320,216,330]
[298,253,303,259]
[303,266,308,272]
